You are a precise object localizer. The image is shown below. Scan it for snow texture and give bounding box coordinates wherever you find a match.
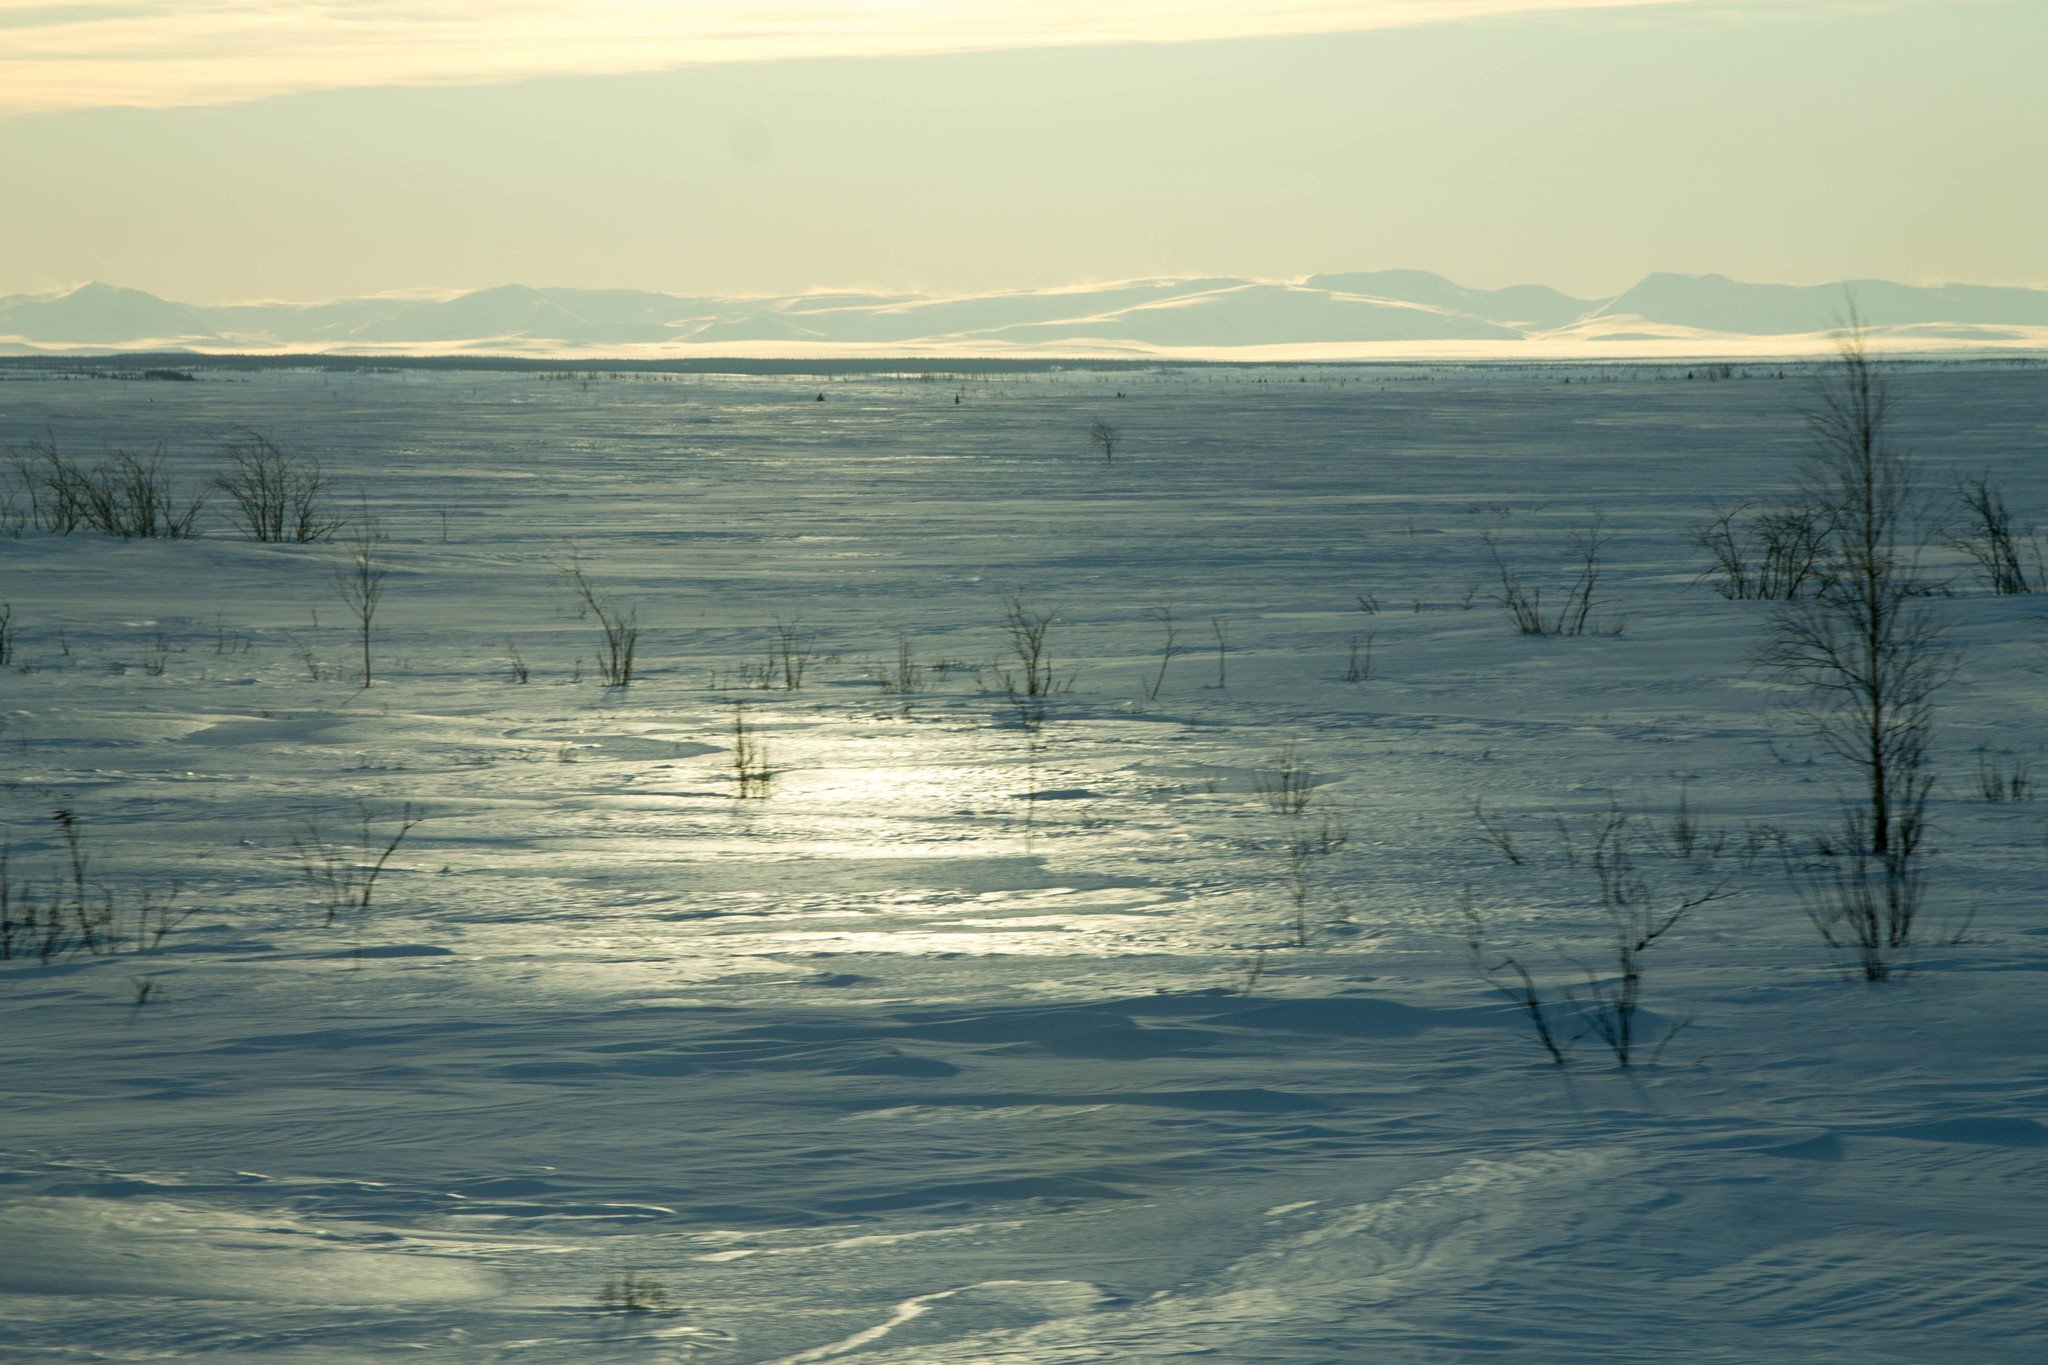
[1,358,2045,1360]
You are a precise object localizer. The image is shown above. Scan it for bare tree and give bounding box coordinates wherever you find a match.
[333,510,387,687]
[1759,325,1952,977]
[1088,421,1122,463]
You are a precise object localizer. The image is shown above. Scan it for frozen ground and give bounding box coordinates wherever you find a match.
[1,360,2044,1360]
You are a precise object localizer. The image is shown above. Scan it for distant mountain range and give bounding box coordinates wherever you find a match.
[4,272,2045,359]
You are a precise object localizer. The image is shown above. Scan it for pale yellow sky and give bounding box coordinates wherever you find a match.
[0,0,1730,113]
[1,0,2041,301]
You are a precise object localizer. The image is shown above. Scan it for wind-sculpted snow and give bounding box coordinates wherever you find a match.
[1,362,2045,1359]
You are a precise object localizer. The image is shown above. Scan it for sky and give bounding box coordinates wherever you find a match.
[0,0,2042,302]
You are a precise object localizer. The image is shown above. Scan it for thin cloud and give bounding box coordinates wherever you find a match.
[2,0,1719,114]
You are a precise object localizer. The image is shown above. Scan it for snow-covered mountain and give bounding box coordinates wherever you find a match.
[3,272,2045,357]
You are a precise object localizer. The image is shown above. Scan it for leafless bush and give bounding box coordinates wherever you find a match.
[1483,515,1609,636]
[213,430,341,542]
[1345,631,1374,683]
[1253,742,1316,816]
[0,809,191,963]
[997,597,1059,727]
[1001,598,1056,696]
[731,703,771,797]
[1462,890,1565,1065]
[143,632,174,677]
[1465,811,1727,1067]
[596,1273,670,1314]
[295,804,422,927]
[555,553,639,688]
[1144,604,1186,700]
[333,511,387,687]
[1279,813,1348,947]
[1975,748,2033,803]
[1088,421,1122,462]
[1568,816,1726,1064]
[1787,804,1927,982]
[885,636,925,694]
[8,440,205,538]
[1470,797,1523,865]
[0,603,11,668]
[770,617,811,690]
[1950,475,2040,594]
[1693,500,1833,599]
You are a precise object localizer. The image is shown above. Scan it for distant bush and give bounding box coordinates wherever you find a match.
[1088,421,1122,462]
[596,1273,670,1314]
[213,430,342,542]
[7,439,206,538]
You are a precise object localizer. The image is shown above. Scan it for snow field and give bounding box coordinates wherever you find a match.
[1,361,2044,1360]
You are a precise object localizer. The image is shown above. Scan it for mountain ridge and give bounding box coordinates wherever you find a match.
[4,272,2046,358]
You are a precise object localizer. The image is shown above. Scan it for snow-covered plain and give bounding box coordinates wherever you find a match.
[2,360,2044,1360]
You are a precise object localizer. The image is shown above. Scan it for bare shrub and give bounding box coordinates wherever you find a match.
[1253,742,1315,815]
[0,809,191,963]
[1280,813,1348,947]
[1693,500,1833,599]
[555,553,640,688]
[1088,421,1122,463]
[997,597,1059,727]
[1462,890,1564,1065]
[8,440,205,538]
[333,511,387,688]
[1143,604,1186,700]
[1568,815,1726,1065]
[770,617,811,690]
[596,1273,670,1314]
[885,636,924,694]
[1787,805,1927,982]
[213,431,341,542]
[1345,631,1374,683]
[1463,810,1728,1067]
[1974,748,2033,803]
[731,703,771,798]
[1483,515,1609,636]
[295,804,423,927]
[1950,475,2040,594]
